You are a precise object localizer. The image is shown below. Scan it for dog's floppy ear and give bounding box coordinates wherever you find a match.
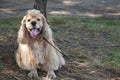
[40,15,47,35]
[41,15,47,25]
[41,15,53,42]
[21,16,26,25]
[17,16,28,44]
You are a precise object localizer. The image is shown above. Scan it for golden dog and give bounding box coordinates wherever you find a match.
[16,9,65,78]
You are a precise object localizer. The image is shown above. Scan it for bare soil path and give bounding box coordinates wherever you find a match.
[0,0,120,19]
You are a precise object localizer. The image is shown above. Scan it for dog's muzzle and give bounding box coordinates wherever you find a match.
[29,21,42,39]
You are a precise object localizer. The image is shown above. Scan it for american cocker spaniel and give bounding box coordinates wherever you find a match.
[16,9,65,79]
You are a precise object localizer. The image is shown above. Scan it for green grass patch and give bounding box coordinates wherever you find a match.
[49,16,67,26]
[0,17,21,29]
[104,47,120,69]
[0,17,21,36]
[81,18,120,31]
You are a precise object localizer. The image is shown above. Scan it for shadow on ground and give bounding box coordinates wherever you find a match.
[0,0,120,20]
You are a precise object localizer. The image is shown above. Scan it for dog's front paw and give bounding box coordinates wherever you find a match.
[47,70,56,79]
[28,69,38,78]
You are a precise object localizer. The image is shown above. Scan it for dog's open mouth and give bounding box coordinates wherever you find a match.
[30,28,40,39]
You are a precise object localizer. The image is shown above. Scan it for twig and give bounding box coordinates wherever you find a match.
[13,75,21,80]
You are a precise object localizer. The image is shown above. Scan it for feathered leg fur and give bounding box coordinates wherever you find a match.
[16,9,65,78]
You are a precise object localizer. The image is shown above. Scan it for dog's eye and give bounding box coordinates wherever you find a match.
[37,18,40,21]
[27,19,31,22]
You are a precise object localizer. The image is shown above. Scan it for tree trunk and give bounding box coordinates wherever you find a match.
[34,0,47,18]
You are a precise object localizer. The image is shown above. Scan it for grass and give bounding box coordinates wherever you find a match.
[0,17,21,29]
[0,16,120,79]
[104,47,120,69]
[0,17,21,36]
[49,17,120,68]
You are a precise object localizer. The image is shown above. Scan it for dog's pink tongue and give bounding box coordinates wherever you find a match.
[31,29,38,39]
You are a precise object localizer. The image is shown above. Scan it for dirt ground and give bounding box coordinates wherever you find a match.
[0,0,120,80]
[0,0,120,19]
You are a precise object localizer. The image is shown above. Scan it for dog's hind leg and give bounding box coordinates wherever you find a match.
[28,69,38,78]
[46,70,56,79]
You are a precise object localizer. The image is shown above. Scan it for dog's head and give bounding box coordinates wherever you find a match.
[21,9,46,39]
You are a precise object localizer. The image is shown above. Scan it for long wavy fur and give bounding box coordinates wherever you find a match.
[16,9,65,78]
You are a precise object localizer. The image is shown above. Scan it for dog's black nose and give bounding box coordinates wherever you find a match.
[31,21,36,26]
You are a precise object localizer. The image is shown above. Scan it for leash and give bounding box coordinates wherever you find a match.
[39,26,70,60]
[41,36,70,60]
